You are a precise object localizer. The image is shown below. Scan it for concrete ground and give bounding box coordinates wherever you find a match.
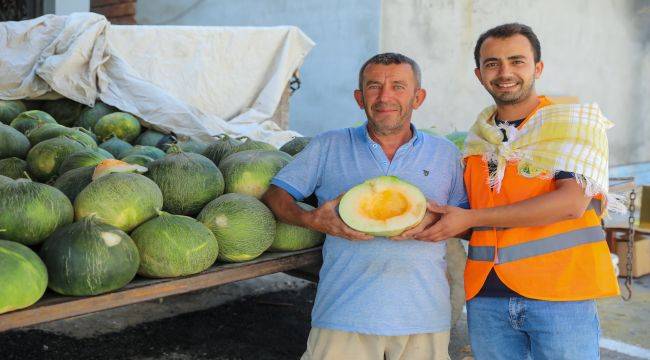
[1,274,648,359]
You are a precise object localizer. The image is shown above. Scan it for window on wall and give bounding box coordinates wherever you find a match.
[0,0,43,21]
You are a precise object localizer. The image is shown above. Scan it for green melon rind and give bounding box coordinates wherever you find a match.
[26,137,88,182]
[58,149,111,175]
[0,240,48,314]
[74,173,163,232]
[0,100,27,125]
[39,218,140,296]
[131,213,219,278]
[10,110,57,134]
[53,166,95,203]
[0,124,31,159]
[218,150,292,199]
[146,152,225,216]
[41,99,85,127]
[269,203,324,251]
[220,138,276,162]
[279,137,311,156]
[135,129,167,147]
[93,112,141,143]
[0,175,13,185]
[201,134,242,166]
[121,154,155,166]
[26,123,97,148]
[99,136,134,158]
[0,179,74,245]
[76,102,116,131]
[197,193,275,262]
[120,145,166,160]
[0,157,28,179]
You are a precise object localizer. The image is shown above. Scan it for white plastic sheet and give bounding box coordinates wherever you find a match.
[0,13,315,146]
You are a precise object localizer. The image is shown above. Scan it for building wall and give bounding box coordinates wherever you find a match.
[136,0,380,136]
[136,0,648,165]
[381,0,650,165]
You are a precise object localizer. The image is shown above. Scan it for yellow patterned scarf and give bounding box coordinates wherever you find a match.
[464,102,619,211]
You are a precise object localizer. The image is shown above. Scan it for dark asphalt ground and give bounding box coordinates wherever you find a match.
[1,285,315,360]
[1,280,644,360]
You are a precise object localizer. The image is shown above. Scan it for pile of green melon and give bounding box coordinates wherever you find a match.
[0,98,322,315]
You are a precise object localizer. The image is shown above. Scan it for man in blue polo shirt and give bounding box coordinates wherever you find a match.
[262,53,467,360]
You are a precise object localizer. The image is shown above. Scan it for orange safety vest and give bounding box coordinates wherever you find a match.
[463,97,619,301]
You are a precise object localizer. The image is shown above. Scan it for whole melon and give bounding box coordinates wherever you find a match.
[279,137,311,156]
[75,101,116,131]
[146,151,224,216]
[121,145,166,160]
[197,193,275,262]
[121,154,155,166]
[93,112,141,143]
[74,173,163,232]
[0,179,74,245]
[269,202,324,251]
[0,124,31,159]
[0,157,28,179]
[53,166,94,202]
[220,137,276,161]
[202,134,242,166]
[159,137,209,154]
[0,240,48,314]
[26,137,87,182]
[39,217,140,296]
[10,110,57,134]
[0,100,26,125]
[99,136,134,158]
[58,148,112,175]
[135,129,167,147]
[0,175,12,185]
[219,150,292,199]
[131,213,219,278]
[26,123,96,148]
[41,98,85,127]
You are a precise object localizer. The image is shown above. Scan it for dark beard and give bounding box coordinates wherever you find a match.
[490,79,535,105]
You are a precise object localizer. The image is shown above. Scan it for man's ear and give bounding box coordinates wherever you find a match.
[474,67,482,83]
[534,61,544,79]
[354,89,364,109]
[412,88,427,109]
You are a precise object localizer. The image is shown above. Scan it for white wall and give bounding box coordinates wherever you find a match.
[381,0,650,165]
[136,0,380,136]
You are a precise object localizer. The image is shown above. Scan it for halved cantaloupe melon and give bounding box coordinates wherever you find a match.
[339,176,427,237]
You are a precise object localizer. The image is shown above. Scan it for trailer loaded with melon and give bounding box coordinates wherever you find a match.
[0,98,330,331]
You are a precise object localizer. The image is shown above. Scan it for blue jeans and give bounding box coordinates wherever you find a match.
[467,297,600,360]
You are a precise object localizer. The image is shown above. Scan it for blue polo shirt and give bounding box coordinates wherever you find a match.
[271,123,468,335]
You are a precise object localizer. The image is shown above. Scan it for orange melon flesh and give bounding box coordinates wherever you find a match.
[339,176,426,237]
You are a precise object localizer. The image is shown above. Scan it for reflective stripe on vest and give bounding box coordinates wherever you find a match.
[468,225,605,264]
[471,199,602,232]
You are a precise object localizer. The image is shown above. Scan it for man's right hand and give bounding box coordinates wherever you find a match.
[305,195,374,241]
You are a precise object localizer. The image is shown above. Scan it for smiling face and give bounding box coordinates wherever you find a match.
[474,34,544,105]
[354,63,426,136]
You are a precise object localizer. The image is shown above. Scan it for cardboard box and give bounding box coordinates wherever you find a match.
[616,232,650,277]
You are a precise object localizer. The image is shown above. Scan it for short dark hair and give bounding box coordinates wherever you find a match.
[474,23,541,68]
[358,53,422,90]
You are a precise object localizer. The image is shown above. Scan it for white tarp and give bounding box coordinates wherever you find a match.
[0,13,315,146]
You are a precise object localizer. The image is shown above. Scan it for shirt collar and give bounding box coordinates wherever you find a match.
[355,121,422,147]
